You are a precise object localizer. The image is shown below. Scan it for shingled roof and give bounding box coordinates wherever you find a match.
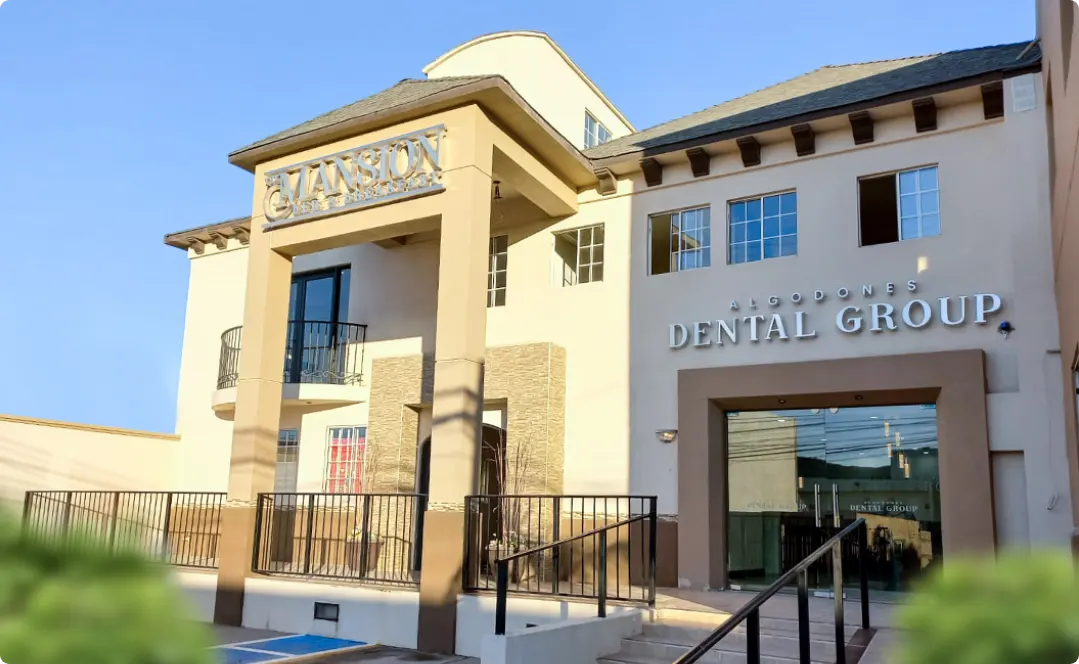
[230,75,497,157]
[584,41,1041,161]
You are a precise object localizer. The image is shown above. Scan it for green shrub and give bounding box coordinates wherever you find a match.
[0,510,214,664]
[899,551,1079,664]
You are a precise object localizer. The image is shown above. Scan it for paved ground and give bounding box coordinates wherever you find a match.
[302,647,477,663]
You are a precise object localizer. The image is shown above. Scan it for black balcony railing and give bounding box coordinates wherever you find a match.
[22,491,225,569]
[464,495,658,604]
[217,320,367,390]
[252,493,426,586]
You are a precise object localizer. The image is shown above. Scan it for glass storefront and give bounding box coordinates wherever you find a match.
[726,404,941,596]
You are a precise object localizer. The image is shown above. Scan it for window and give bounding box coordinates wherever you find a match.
[554,225,605,286]
[859,166,940,246]
[584,112,612,149]
[648,207,711,275]
[488,235,508,307]
[275,429,299,493]
[325,426,367,493]
[728,192,797,264]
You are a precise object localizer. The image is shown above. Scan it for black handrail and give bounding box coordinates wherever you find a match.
[493,513,655,636]
[674,518,870,664]
[217,320,368,389]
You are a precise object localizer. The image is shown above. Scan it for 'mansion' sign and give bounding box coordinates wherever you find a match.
[262,125,445,227]
[669,279,1004,349]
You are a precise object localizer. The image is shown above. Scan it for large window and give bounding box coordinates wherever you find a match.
[275,429,299,493]
[554,224,605,286]
[325,426,367,494]
[649,207,711,275]
[859,166,940,246]
[487,235,508,307]
[728,192,798,264]
[584,111,612,148]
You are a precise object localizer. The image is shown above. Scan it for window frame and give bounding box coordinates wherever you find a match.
[487,235,508,307]
[726,190,798,265]
[895,165,940,241]
[584,111,612,149]
[553,223,605,286]
[275,429,300,494]
[647,205,712,276]
[323,425,368,494]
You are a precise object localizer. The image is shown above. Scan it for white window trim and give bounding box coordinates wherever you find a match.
[895,165,941,241]
[323,425,368,494]
[584,111,612,149]
[553,224,605,287]
[487,235,508,307]
[726,189,798,264]
[647,205,711,276]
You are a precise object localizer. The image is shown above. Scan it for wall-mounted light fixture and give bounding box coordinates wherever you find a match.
[492,180,502,200]
[656,429,678,444]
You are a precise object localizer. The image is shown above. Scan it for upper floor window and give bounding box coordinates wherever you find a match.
[728,192,798,264]
[275,429,299,493]
[488,235,508,307]
[584,112,612,148]
[325,426,366,494]
[554,224,605,286]
[648,206,710,275]
[859,166,940,246]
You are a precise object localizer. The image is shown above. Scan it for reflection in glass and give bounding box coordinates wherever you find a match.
[726,405,941,596]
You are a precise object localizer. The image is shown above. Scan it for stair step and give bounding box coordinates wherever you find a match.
[619,633,838,664]
[645,617,859,641]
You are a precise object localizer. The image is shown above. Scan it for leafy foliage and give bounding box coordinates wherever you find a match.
[0,510,214,664]
[898,551,1079,664]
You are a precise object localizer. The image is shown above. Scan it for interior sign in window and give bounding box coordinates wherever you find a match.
[262,125,445,227]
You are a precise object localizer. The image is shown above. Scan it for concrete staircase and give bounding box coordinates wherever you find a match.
[600,608,860,664]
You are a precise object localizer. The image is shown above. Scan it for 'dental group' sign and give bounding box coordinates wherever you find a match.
[262,125,445,227]
[669,279,1003,349]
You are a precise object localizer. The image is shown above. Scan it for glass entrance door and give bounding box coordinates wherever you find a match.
[286,267,350,383]
[727,405,942,597]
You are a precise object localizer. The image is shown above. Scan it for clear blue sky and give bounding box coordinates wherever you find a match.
[0,0,1034,433]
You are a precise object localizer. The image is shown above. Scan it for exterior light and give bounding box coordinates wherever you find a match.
[656,429,678,444]
[492,180,502,200]
[778,398,787,405]
[999,321,1014,338]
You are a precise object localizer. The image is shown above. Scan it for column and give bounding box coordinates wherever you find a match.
[417,161,493,653]
[213,228,293,625]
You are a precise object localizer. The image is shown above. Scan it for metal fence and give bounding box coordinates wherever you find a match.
[253,493,426,586]
[464,495,658,603]
[217,321,368,390]
[22,491,225,568]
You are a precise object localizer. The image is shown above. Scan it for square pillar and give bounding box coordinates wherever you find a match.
[417,163,492,653]
[214,229,292,625]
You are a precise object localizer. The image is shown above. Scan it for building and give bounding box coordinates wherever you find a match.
[1037,0,1079,554]
[5,29,1075,657]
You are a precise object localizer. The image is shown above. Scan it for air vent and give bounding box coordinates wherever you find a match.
[314,602,340,622]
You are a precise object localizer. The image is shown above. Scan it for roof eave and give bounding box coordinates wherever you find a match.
[164,217,252,251]
[588,62,1041,168]
[227,77,595,189]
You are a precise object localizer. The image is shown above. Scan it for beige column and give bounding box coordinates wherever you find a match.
[214,227,293,625]
[417,157,493,652]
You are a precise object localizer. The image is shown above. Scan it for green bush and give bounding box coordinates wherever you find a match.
[899,551,1079,664]
[0,510,215,664]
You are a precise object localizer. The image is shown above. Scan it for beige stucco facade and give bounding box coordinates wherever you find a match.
[5,27,1077,654]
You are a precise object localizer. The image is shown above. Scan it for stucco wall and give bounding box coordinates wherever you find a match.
[623,80,1073,547]
[0,414,179,511]
[424,32,631,149]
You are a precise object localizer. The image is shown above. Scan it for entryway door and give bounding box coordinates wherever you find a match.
[727,405,943,597]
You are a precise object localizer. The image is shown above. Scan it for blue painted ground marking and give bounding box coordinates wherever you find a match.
[220,648,280,664]
[253,635,365,656]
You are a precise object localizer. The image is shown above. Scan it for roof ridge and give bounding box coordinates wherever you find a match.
[821,40,1031,69]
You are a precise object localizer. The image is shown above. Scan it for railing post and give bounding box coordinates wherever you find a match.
[648,497,658,606]
[108,492,121,551]
[798,569,811,664]
[832,542,846,664]
[552,496,561,596]
[303,494,316,575]
[495,560,509,636]
[251,495,265,572]
[747,608,761,664]
[858,521,870,629]
[161,492,174,560]
[414,494,426,573]
[598,529,608,618]
[358,495,372,578]
[61,491,73,540]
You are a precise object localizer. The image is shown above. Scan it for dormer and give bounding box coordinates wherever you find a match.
[424,30,634,151]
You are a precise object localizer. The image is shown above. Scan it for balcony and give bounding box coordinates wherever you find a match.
[213,320,367,412]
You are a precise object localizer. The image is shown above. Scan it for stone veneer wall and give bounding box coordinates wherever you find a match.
[365,343,566,497]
